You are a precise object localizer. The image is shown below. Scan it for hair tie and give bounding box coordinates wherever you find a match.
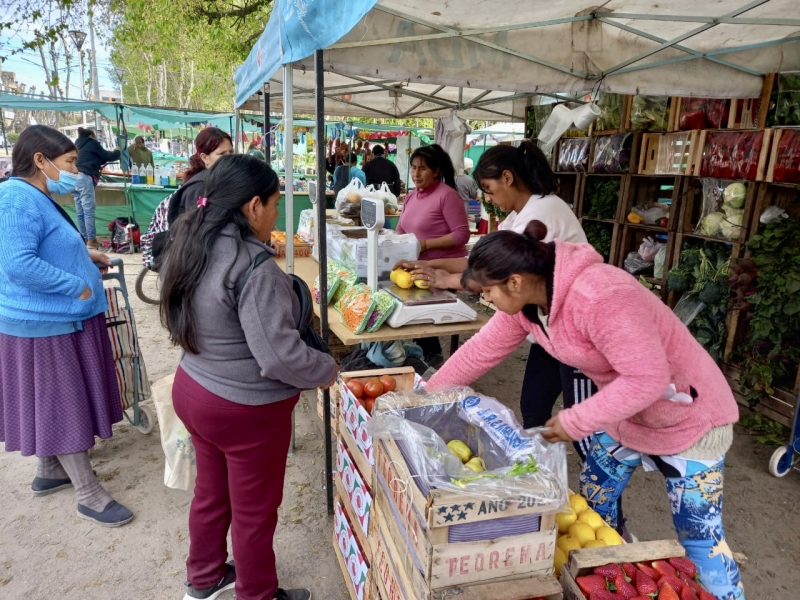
[197,196,209,208]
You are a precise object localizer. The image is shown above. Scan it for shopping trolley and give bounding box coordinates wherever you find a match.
[769,388,800,478]
[103,258,155,434]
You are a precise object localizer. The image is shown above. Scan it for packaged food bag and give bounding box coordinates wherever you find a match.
[313,270,340,305]
[338,284,376,334]
[365,290,397,333]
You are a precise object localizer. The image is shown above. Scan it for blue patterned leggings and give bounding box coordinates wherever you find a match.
[580,432,745,600]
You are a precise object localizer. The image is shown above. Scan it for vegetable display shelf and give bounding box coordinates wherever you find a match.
[576,174,628,222]
[638,130,703,176]
[694,128,774,182]
[554,172,584,215]
[676,177,758,246]
[554,137,592,174]
[587,132,642,175]
[616,227,675,300]
[765,128,800,185]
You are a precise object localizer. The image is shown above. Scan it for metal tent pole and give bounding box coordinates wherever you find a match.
[314,49,333,515]
[264,85,271,166]
[284,65,294,273]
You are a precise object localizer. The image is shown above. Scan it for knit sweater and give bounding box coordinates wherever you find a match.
[429,240,739,456]
[0,178,107,330]
[176,225,338,405]
[397,181,470,261]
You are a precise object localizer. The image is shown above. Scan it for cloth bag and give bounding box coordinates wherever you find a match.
[152,373,197,491]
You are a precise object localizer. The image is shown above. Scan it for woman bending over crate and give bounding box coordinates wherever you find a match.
[160,154,337,600]
[428,220,744,600]
[0,125,133,527]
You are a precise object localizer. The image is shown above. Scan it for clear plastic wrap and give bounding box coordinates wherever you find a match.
[623,251,654,276]
[595,92,625,131]
[296,209,315,243]
[695,179,746,241]
[556,138,591,172]
[592,133,633,174]
[631,95,670,132]
[338,284,376,334]
[679,98,730,130]
[775,74,800,126]
[700,130,765,181]
[653,245,668,279]
[772,129,800,184]
[365,290,397,333]
[313,269,340,305]
[335,178,365,219]
[367,387,569,508]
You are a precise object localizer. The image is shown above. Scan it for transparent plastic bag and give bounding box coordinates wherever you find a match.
[313,270,340,305]
[632,204,668,225]
[623,251,654,275]
[695,179,746,240]
[365,290,397,333]
[638,236,665,262]
[556,138,591,172]
[367,387,568,507]
[673,296,706,326]
[700,130,765,181]
[760,206,788,224]
[595,92,625,131]
[772,128,800,184]
[631,95,670,132]
[338,284,376,334]
[537,104,575,154]
[653,245,668,279]
[592,133,633,174]
[336,178,365,219]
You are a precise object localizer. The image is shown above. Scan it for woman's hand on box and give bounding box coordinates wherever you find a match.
[542,413,575,444]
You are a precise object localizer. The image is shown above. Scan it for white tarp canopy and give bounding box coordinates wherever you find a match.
[236,0,800,113]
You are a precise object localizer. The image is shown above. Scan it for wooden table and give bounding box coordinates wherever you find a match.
[275,256,489,351]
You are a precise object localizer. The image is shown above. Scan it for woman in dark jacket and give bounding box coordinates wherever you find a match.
[74,128,121,249]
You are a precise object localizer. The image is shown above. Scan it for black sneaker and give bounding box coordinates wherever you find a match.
[426,353,444,369]
[274,589,311,600]
[184,563,236,600]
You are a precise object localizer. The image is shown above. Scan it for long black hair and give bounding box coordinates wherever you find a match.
[160,154,279,353]
[411,144,457,189]
[462,220,555,290]
[11,125,76,177]
[77,127,95,138]
[473,139,557,197]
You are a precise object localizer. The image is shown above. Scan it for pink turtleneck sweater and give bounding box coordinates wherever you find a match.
[397,181,470,261]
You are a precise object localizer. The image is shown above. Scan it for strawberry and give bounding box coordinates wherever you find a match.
[680,586,698,600]
[698,592,717,600]
[636,563,660,580]
[614,575,638,599]
[631,597,651,600]
[589,591,620,600]
[659,583,681,600]
[594,563,625,580]
[669,557,698,579]
[653,560,678,578]
[577,574,608,596]
[622,563,638,580]
[635,570,658,595]
[658,574,685,592]
[681,576,703,594]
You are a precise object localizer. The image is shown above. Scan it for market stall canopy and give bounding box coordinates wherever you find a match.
[236,0,800,112]
[0,92,118,120]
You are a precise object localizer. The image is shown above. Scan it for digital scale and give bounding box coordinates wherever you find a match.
[361,197,477,328]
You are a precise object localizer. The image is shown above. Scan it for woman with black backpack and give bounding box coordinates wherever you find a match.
[159,154,337,600]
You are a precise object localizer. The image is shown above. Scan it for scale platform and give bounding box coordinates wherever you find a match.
[378,281,478,328]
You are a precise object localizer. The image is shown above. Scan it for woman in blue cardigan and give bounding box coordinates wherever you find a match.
[0,125,133,527]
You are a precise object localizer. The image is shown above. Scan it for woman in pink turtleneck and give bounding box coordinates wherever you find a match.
[428,221,744,600]
[396,144,470,261]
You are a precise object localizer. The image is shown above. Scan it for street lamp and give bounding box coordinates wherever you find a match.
[68,30,87,51]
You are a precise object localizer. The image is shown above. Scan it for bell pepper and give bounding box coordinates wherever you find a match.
[627,212,643,224]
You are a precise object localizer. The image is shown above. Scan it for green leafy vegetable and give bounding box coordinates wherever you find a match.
[508,455,539,477]
[582,221,613,262]
[585,178,621,220]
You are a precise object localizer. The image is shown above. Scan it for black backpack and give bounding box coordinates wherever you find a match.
[234,251,331,356]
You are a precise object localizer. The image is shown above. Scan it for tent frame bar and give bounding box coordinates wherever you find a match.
[602,12,800,27]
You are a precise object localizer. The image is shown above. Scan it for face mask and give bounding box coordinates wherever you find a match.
[43,159,79,195]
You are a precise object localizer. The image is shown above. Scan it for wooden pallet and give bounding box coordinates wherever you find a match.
[561,540,686,600]
[638,131,703,176]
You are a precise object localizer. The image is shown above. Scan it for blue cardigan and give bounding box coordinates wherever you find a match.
[0,178,107,336]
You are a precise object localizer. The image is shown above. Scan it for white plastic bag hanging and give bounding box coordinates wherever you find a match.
[152,373,196,491]
[538,103,601,154]
[336,178,366,219]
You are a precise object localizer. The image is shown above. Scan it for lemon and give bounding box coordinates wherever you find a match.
[583,539,607,548]
[555,508,577,534]
[568,522,596,547]
[556,535,582,555]
[394,270,413,289]
[553,547,568,578]
[447,440,472,463]
[465,457,485,473]
[595,526,624,546]
[390,269,400,284]
[414,278,430,289]
[569,494,589,515]
[578,509,606,531]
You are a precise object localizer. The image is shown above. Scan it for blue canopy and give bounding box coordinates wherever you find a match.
[234,0,378,107]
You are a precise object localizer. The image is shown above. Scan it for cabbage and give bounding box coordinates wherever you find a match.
[720,213,744,240]
[700,212,726,236]
[723,205,744,219]
[723,182,746,209]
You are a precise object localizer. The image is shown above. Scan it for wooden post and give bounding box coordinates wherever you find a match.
[757,73,776,129]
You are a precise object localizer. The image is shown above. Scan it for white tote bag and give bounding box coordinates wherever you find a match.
[152,373,197,491]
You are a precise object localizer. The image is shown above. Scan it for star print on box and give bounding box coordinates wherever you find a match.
[438,503,471,523]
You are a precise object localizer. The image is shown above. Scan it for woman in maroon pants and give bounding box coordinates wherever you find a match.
[160,154,338,600]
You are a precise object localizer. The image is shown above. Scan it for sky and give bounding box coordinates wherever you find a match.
[0,16,116,100]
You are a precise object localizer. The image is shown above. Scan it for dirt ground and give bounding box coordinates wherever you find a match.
[1,253,799,600]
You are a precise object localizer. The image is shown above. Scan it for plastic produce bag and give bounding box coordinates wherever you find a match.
[537,104,575,154]
[775,73,800,126]
[592,133,633,173]
[760,206,788,225]
[313,269,340,305]
[365,290,396,333]
[673,296,707,327]
[638,236,665,262]
[153,373,196,491]
[297,209,315,243]
[336,178,365,219]
[653,245,668,279]
[631,204,669,225]
[696,179,746,240]
[330,261,358,308]
[772,129,800,184]
[679,98,730,130]
[631,95,670,132]
[701,130,765,181]
[338,284,376,334]
[595,92,625,131]
[623,251,654,276]
[367,387,568,507]
[556,138,591,172]
[377,182,399,214]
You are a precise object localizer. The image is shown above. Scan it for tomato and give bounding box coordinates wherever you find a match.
[364,378,384,398]
[379,375,396,393]
[364,397,375,414]
[346,380,364,399]
[659,217,669,228]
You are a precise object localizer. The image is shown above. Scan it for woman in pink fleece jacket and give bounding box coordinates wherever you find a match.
[428,221,744,600]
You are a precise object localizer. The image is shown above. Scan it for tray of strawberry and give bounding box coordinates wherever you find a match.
[561,540,716,600]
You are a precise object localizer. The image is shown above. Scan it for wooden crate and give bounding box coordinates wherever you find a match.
[553,137,592,174]
[638,131,703,176]
[765,128,800,184]
[615,226,675,300]
[561,540,686,600]
[587,132,642,175]
[272,240,313,258]
[555,172,584,214]
[748,180,800,238]
[590,93,633,136]
[336,438,375,562]
[334,496,376,600]
[338,367,417,484]
[693,129,774,182]
[577,174,628,222]
[374,437,558,591]
[723,364,799,429]
[580,219,622,266]
[676,177,758,246]
[370,497,563,600]
[621,174,682,231]
[728,98,761,130]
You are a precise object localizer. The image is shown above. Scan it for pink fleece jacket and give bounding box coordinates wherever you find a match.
[429,241,739,456]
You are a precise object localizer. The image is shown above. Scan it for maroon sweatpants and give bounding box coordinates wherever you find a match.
[173,366,299,600]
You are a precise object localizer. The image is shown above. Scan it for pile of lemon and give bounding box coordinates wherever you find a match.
[553,492,623,577]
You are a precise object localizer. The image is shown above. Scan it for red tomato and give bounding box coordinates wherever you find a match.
[364,398,375,414]
[659,217,669,228]
[346,380,364,399]
[364,378,384,398]
[379,375,397,393]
